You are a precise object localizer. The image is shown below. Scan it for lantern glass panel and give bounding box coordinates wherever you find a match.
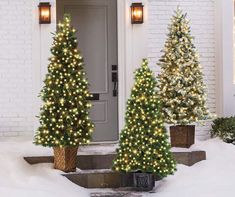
[39,3,51,24]
[131,3,144,24]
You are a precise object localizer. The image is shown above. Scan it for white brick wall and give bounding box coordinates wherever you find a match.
[0,0,217,139]
[147,0,216,139]
[0,0,34,136]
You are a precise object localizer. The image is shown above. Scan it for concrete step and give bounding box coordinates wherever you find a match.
[24,150,206,168]
[90,193,127,197]
[90,192,143,197]
[63,169,160,189]
[24,150,206,189]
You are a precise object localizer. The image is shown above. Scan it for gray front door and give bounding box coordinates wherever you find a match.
[57,0,118,142]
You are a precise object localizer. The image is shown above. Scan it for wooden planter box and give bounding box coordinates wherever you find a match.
[170,125,195,148]
[53,146,78,172]
[133,173,155,191]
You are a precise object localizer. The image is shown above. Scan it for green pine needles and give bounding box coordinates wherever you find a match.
[158,8,210,125]
[34,14,94,147]
[113,59,176,178]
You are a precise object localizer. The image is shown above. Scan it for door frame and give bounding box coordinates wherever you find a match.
[33,0,130,143]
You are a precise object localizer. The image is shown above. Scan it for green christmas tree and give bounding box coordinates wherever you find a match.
[113,59,176,178]
[34,14,94,147]
[158,8,210,125]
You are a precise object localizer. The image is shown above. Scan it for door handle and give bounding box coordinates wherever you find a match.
[112,72,118,82]
[112,65,118,97]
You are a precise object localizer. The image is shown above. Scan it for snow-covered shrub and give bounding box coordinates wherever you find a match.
[211,117,235,144]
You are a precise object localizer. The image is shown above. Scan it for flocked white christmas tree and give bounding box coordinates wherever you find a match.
[158,8,210,125]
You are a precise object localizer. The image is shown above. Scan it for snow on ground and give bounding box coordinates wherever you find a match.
[79,143,117,155]
[147,138,235,197]
[0,136,89,197]
[0,136,235,197]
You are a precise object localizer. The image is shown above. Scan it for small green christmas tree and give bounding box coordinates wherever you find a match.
[113,59,176,178]
[158,8,210,125]
[34,14,94,147]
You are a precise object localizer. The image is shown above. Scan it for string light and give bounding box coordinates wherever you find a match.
[113,59,176,178]
[34,14,94,147]
[157,8,211,125]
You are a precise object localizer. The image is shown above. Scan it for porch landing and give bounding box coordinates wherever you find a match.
[24,143,206,168]
[24,144,206,191]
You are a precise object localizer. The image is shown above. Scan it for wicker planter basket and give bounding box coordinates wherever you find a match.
[53,146,78,172]
[170,125,195,148]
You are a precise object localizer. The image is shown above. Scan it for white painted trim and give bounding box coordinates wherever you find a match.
[117,0,148,134]
[215,0,222,116]
[117,0,127,133]
[33,0,57,132]
[32,0,41,133]
[215,0,235,116]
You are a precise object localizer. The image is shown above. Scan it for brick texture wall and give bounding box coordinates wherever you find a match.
[147,0,216,139]
[0,0,34,136]
[0,0,216,139]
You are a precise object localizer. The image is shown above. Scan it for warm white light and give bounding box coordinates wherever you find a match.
[41,10,50,18]
[39,2,51,24]
[131,3,144,24]
[133,10,142,18]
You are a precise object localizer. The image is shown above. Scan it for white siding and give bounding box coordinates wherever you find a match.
[147,0,216,139]
[0,0,34,136]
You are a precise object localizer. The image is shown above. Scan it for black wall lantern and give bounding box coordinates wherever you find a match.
[38,2,51,24]
[131,3,144,24]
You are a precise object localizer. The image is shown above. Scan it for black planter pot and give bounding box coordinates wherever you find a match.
[133,172,155,191]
